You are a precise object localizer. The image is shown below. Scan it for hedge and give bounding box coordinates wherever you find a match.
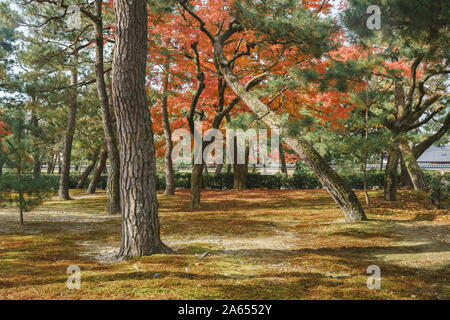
[0,171,448,194]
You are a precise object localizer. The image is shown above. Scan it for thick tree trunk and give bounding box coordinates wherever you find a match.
[87,147,107,194]
[217,58,366,221]
[76,149,100,189]
[400,156,413,189]
[59,67,78,200]
[384,143,399,201]
[190,164,204,209]
[160,62,175,196]
[233,140,248,190]
[112,0,170,259]
[399,136,428,191]
[94,1,121,214]
[233,165,247,190]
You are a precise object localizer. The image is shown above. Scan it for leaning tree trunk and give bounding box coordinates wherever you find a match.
[216,56,366,221]
[76,149,100,189]
[190,163,204,209]
[398,136,428,191]
[87,147,107,194]
[384,143,399,201]
[160,61,175,196]
[112,0,170,259]
[94,1,121,214]
[59,67,78,200]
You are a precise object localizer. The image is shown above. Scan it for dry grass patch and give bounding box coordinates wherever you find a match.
[0,189,448,299]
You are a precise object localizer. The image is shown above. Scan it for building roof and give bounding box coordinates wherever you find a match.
[417,145,450,163]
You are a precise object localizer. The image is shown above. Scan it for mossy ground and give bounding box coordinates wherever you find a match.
[0,189,448,300]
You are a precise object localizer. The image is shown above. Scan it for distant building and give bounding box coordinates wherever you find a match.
[417,145,450,170]
[417,145,450,164]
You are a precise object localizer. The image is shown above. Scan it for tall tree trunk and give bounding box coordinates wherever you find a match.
[76,149,100,189]
[87,147,107,194]
[94,1,121,214]
[216,57,366,221]
[215,164,223,176]
[31,110,41,179]
[279,143,288,175]
[112,0,170,259]
[190,163,204,209]
[363,101,370,206]
[400,155,413,189]
[0,159,4,175]
[233,140,248,190]
[160,61,175,196]
[384,143,399,201]
[58,67,78,200]
[398,136,428,191]
[379,152,384,172]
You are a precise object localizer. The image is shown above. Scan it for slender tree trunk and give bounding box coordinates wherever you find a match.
[398,136,428,191]
[379,152,384,172]
[190,163,204,209]
[0,159,4,175]
[280,143,288,175]
[363,101,370,206]
[215,164,223,176]
[87,147,107,194]
[76,149,100,189]
[94,1,121,214]
[160,62,175,195]
[17,121,24,226]
[31,110,41,179]
[384,143,399,201]
[59,67,78,200]
[217,59,366,221]
[112,0,170,259]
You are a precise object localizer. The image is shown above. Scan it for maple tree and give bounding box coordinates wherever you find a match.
[167,0,368,221]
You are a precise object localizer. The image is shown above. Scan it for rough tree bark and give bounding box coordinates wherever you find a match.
[280,143,288,175]
[160,61,175,195]
[87,147,107,194]
[233,140,248,190]
[112,0,170,259]
[76,148,100,189]
[190,163,204,209]
[400,155,413,189]
[94,0,121,214]
[384,143,399,201]
[58,67,78,200]
[31,107,41,179]
[398,136,428,191]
